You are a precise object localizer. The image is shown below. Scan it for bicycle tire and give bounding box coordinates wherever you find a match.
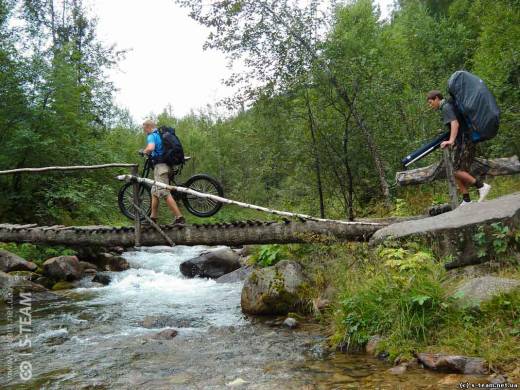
[118,182,152,221]
[181,174,224,217]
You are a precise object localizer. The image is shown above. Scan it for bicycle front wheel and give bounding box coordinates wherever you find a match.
[118,182,152,221]
[182,174,224,217]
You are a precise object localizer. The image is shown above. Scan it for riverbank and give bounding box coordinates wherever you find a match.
[0,245,459,389]
[259,236,520,382]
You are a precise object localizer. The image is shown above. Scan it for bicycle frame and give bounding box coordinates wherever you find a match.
[140,157,185,199]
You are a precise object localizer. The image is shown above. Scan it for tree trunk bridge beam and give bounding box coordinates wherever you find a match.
[396,156,520,186]
[0,221,387,247]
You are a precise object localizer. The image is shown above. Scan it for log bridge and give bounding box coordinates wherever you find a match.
[0,219,387,248]
[0,163,386,247]
[0,155,518,248]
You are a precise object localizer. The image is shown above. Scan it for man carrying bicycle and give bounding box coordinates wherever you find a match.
[142,119,185,225]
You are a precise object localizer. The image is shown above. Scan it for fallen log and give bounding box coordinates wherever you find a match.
[396,155,520,186]
[0,220,388,247]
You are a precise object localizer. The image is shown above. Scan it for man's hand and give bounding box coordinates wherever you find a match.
[440,140,454,149]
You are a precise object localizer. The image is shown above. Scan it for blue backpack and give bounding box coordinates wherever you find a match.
[156,126,185,166]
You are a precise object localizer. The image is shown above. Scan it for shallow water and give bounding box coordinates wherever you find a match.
[0,246,472,389]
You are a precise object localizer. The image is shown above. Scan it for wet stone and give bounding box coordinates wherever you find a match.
[283,317,299,329]
[151,328,178,340]
[388,364,407,375]
[92,273,111,285]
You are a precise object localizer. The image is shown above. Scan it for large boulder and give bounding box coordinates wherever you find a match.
[452,276,520,308]
[180,247,241,279]
[0,271,58,303]
[76,248,129,272]
[43,256,82,281]
[0,249,37,272]
[241,260,308,315]
[215,266,253,284]
[416,353,488,375]
[95,253,129,272]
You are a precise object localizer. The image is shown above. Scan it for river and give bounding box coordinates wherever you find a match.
[1,245,452,389]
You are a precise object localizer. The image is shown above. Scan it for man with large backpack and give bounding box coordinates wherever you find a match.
[426,90,491,205]
[142,119,185,225]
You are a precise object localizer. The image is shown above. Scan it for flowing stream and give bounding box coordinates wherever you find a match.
[1,245,452,389]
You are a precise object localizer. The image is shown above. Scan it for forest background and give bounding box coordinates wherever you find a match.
[0,0,518,225]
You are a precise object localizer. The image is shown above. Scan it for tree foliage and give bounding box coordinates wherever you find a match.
[0,0,518,225]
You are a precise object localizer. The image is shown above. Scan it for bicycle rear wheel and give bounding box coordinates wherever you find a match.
[182,174,224,217]
[118,182,152,221]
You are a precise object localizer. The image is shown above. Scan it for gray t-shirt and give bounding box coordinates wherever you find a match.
[441,100,466,141]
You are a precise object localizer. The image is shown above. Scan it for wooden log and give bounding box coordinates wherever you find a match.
[132,202,174,247]
[131,165,141,247]
[443,148,459,210]
[396,156,520,186]
[0,163,138,175]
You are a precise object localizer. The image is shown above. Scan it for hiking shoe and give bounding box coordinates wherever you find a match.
[478,183,491,202]
[459,200,472,207]
[173,216,186,226]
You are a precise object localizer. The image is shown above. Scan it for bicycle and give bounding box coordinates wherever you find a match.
[118,155,224,221]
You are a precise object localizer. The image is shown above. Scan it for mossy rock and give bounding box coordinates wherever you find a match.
[51,281,75,291]
[8,271,39,281]
[241,260,308,315]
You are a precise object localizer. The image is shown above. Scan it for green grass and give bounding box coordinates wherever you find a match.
[0,243,76,266]
[327,241,520,369]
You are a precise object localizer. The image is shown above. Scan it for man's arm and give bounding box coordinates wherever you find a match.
[440,120,459,149]
[143,133,156,155]
[143,142,155,155]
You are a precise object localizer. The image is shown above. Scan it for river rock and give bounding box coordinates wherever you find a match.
[0,271,58,303]
[388,364,407,375]
[138,315,206,329]
[283,317,298,329]
[438,374,467,386]
[8,271,39,281]
[0,249,38,272]
[452,276,520,308]
[416,353,488,374]
[92,273,111,285]
[241,260,308,315]
[52,281,75,290]
[43,255,82,281]
[79,261,98,272]
[34,276,54,289]
[151,328,178,340]
[216,266,253,283]
[180,247,241,279]
[97,253,130,271]
[366,335,383,355]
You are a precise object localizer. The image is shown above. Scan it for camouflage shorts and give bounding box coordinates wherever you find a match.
[452,135,475,172]
[151,163,171,199]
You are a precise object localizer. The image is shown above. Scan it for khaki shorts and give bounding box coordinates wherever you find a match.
[151,163,171,199]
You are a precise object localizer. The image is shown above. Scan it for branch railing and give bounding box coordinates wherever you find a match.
[0,163,149,247]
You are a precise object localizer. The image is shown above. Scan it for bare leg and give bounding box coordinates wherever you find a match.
[151,195,159,219]
[165,195,183,218]
[454,170,476,194]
